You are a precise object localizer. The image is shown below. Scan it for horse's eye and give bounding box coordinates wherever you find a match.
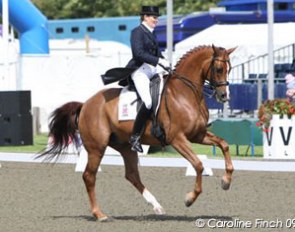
[215,67,223,74]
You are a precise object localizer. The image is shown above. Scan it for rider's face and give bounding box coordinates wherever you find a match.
[144,15,159,29]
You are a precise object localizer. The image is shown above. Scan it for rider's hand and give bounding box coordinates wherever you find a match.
[158,58,171,72]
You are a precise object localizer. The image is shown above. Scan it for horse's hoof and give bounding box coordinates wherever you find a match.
[93,211,113,222]
[221,178,231,190]
[185,199,193,207]
[154,206,166,215]
[98,216,114,222]
[184,192,195,207]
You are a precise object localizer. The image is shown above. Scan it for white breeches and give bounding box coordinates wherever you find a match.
[131,63,158,110]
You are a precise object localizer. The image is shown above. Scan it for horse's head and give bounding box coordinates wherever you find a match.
[205,45,236,103]
[173,45,236,104]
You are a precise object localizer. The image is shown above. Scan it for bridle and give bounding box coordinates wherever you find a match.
[203,56,231,98]
[206,56,231,86]
[171,55,232,98]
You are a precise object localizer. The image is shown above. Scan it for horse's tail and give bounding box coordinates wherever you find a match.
[37,101,83,162]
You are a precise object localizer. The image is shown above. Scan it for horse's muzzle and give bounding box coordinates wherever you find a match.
[216,90,229,103]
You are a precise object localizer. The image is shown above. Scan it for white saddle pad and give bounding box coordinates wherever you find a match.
[118,75,164,121]
[118,87,138,121]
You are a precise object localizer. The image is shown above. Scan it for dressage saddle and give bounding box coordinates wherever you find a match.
[102,68,167,145]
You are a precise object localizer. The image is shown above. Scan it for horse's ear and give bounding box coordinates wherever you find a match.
[227,46,237,55]
[212,44,218,55]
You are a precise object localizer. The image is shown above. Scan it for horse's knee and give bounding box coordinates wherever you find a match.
[193,161,204,174]
[219,140,229,152]
[198,163,204,174]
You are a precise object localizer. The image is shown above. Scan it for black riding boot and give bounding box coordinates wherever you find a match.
[129,103,151,153]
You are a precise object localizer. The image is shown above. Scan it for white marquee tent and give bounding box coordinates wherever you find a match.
[175,23,295,67]
[0,39,132,132]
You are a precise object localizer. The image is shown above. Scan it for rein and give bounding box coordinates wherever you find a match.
[169,56,231,99]
[174,73,201,97]
[174,72,214,99]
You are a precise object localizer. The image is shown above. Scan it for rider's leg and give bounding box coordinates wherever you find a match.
[129,64,154,152]
[129,103,151,152]
[131,67,153,110]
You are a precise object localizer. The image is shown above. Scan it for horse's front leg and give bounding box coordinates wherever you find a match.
[199,131,234,190]
[171,135,204,207]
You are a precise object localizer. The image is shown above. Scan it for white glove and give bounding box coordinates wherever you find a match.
[158,58,170,70]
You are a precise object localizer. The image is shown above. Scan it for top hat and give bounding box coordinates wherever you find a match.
[140,6,160,16]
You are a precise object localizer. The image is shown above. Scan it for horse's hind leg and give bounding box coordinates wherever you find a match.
[200,131,234,190]
[114,144,165,215]
[82,148,108,221]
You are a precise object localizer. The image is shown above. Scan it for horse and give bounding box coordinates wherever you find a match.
[40,44,236,221]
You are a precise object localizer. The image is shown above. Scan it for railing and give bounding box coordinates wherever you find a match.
[230,43,295,83]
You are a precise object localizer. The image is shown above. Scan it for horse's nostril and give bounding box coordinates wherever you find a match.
[219,92,229,102]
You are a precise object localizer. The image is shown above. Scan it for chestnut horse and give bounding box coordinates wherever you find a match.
[41,45,236,221]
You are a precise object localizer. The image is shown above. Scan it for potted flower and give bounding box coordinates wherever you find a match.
[257,99,295,131]
[257,99,295,159]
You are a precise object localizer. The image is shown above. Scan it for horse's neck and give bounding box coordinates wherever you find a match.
[175,52,209,85]
[164,65,209,124]
[160,51,211,129]
[170,52,209,100]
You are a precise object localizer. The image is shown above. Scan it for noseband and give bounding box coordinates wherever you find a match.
[204,56,231,97]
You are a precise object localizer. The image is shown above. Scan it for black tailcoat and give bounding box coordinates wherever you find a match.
[126,24,163,69]
[101,24,163,86]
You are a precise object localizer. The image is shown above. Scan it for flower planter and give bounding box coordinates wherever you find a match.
[263,115,295,159]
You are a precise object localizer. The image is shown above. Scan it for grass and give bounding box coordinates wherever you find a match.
[0,133,48,154]
[0,133,263,159]
[149,144,263,159]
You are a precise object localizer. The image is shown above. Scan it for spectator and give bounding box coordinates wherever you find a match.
[285,73,295,103]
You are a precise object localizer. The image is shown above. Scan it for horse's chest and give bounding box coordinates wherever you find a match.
[180,111,208,135]
[193,116,207,131]
[192,107,209,130]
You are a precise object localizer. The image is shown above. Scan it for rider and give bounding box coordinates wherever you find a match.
[126,5,170,153]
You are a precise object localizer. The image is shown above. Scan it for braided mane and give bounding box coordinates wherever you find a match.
[175,45,212,69]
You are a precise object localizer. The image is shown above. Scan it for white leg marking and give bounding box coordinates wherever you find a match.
[142,188,166,215]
